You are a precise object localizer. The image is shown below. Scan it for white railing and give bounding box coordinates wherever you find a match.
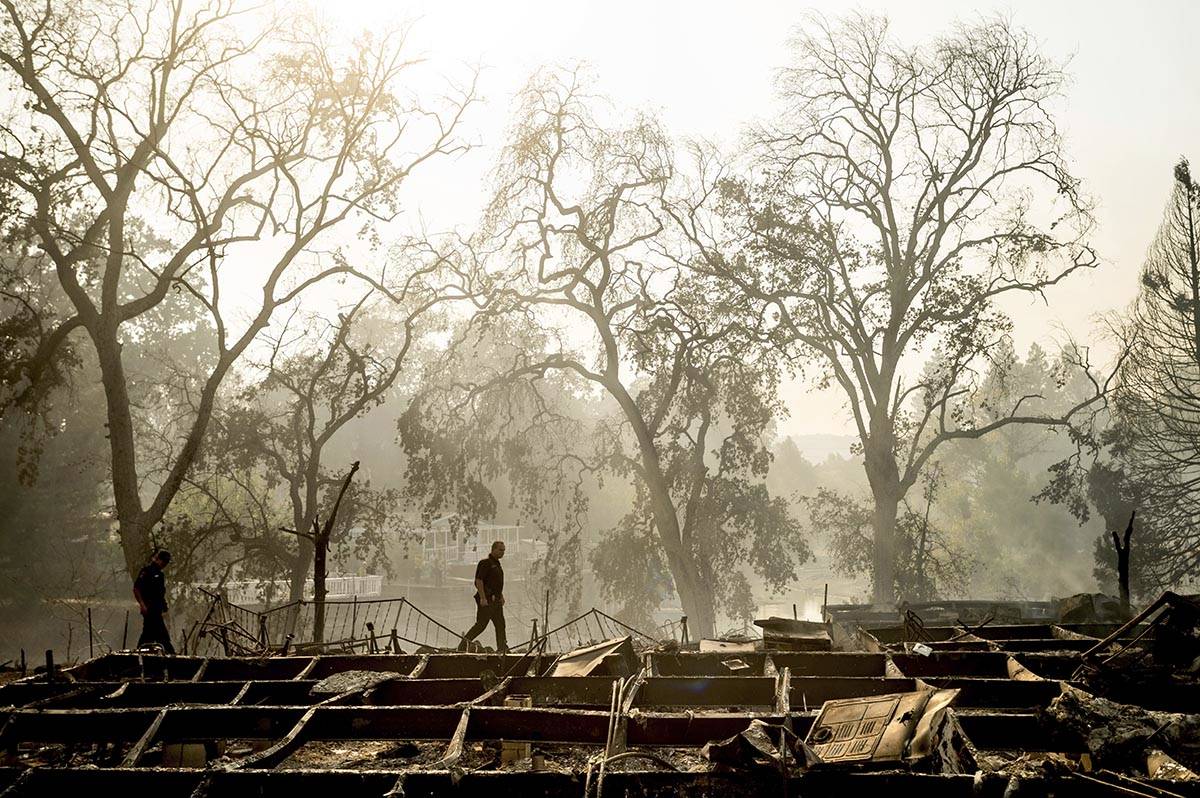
[197,574,383,606]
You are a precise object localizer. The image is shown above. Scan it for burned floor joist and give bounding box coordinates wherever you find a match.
[0,701,1068,755]
[10,766,1197,798]
[0,675,1068,716]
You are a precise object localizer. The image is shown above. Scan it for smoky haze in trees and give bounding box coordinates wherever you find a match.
[0,0,475,583]
[0,2,1196,653]
[1040,159,1200,599]
[676,14,1118,605]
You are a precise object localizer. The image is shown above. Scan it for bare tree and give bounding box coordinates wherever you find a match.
[232,269,455,606]
[280,459,358,643]
[0,1,474,577]
[449,70,807,636]
[1111,510,1135,614]
[682,14,1108,604]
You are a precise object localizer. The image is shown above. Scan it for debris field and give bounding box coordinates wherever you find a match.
[1,594,1198,796]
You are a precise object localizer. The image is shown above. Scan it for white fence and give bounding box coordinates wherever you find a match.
[421,522,546,567]
[196,575,383,607]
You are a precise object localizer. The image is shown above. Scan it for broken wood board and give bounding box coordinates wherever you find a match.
[699,639,758,653]
[548,637,636,677]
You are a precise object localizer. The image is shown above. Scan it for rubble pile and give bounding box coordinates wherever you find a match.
[1043,687,1200,774]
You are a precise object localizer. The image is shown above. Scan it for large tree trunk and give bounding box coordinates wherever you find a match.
[863,423,903,607]
[96,321,226,582]
[288,472,321,602]
[281,488,315,649]
[288,537,313,602]
[642,468,717,637]
[117,515,153,583]
[96,334,155,579]
[660,542,716,639]
[609,381,718,638]
[279,532,311,648]
[869,492,900,606]
[313,529,328,643]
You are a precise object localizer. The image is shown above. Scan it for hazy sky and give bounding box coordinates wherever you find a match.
[323,0,1200,439]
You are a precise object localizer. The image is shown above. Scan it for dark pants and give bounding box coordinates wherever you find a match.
[459,599,507,653]
[138,611,175,654]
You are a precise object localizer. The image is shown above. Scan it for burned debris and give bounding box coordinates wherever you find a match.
[0,595,1198,796]
[1,3,1197,797]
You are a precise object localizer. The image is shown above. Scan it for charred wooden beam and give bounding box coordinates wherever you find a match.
[0,705,793,746]
[634,677,777,708]
[15,767,1181,798]
[234,707,318,770]
[407,654,430,679]
[788,677,918,709]
[120,708,168,767]
[1,680,320,710]
[434,707,471,770]
[774,667,791,716]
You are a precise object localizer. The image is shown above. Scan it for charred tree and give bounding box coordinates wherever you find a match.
[1112,511,1136,615]
[282,461,360,643]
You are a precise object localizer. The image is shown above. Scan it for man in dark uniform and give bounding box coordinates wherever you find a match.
[133,549,175,654]
[458,540,507,652]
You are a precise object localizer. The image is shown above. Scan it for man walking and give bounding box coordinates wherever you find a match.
[458,540,507,653]
[133,549,175,654]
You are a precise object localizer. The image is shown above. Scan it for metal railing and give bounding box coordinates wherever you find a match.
[185,589,667,658]
[260,596,462,653]
[185,590,464,656]
[509,608,659,654]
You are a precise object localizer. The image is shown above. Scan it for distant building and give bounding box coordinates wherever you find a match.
[420,516,546,569]
[388,517,549,631]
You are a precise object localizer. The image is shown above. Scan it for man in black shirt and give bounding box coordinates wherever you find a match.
[458,540,507,653]
[133,549,175,654]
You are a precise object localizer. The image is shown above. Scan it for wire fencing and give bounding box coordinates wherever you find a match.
[509,608,660,654]
[141,589,676,658]
[30,590,472,662]
[185,590,465,656]
[260,596,463,653]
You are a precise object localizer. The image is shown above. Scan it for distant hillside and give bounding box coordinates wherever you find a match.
[790,433,856,463]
